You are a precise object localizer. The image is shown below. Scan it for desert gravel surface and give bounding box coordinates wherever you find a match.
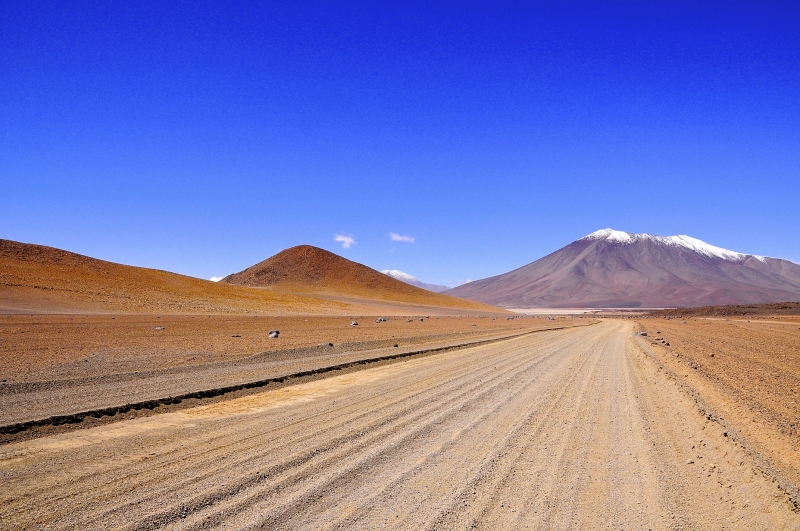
[0,315,564,427]
[2,320,798,530]
[635,316,800,507]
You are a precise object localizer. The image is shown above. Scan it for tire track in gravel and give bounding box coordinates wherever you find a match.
[2,321,798,530]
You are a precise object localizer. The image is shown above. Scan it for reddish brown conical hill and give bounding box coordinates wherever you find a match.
[0,238,347,314]
[222,245,502,311]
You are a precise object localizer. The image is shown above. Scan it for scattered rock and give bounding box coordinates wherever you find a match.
[686,459,695,464]
[269,330,279,338]
[231,335,241,338]
[393,344,398,348]
[350,321,358,326]
[153,326,165,331]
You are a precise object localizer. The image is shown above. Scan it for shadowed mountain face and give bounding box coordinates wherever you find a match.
[222,245,500,311]
[445,229,800,308]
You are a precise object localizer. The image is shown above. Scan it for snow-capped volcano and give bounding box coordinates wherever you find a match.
[446,229,800,308]
[581,229,765,262]
[381,270,450,293]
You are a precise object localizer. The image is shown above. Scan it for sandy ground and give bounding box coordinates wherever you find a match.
[2,320,798,530]
[634,316,800,508]
[0,315,573,427]
[0,314,540,380]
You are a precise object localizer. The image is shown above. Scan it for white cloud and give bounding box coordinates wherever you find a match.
[334,234,356,248]
[390,232,415,243]
[209,276,224,282]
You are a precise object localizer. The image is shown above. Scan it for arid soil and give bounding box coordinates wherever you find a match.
[0,315,567,428]
[0,239,500,315]
[2,321,798,530]
[634,316,800,506]
[0,314,540,381]
[651,301,800,317]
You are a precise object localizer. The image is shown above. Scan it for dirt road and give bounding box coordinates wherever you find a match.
[2,321,797,530]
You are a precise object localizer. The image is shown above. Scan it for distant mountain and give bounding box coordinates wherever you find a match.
[221,245,500,311]
[381,270,450,293]
[445,229,800,308]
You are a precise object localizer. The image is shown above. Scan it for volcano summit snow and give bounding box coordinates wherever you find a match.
[446,229,800,308]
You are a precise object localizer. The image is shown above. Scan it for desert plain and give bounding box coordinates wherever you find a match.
[1,241,800,529]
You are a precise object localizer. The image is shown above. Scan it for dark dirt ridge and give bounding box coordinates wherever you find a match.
[649,301,800,317]
[0,323,591,445]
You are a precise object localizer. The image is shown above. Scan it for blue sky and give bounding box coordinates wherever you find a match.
[2,2,798,286]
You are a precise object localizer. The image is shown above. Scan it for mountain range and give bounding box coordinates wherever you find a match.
[446,229,800,308]
[380,270,450,293]
[4,229,798,313]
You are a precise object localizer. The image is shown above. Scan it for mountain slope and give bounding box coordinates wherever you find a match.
[222,245,501,311]
[381,270,450,293]
[0,239,347,314]
[446,229,800,308]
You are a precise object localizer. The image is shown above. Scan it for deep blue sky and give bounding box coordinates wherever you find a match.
[2,2,798,286]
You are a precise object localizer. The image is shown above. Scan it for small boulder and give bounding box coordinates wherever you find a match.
[269,330,279,338]
[350,321,359,326]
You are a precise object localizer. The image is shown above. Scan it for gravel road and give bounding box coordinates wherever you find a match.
[2,320,797,530]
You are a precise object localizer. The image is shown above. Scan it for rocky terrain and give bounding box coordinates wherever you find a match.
[634,315,800,507]
[650,301,800,317]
